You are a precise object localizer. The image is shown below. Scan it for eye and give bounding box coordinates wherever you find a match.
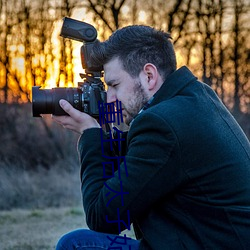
[112,83,119,88]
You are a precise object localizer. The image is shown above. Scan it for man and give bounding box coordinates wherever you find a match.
[53,25,250,249]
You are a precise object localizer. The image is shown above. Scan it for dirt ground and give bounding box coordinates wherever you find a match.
[0,206,135,250]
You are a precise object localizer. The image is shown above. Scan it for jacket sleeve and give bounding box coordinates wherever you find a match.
[78,111,186,234]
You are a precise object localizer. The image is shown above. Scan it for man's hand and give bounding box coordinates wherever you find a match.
[52,99,101,134]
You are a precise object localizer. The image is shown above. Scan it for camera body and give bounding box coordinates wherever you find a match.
[77,80,106,117]
[32,17,106,117]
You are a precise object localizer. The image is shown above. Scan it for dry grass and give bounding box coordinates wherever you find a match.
[0,207,136,250]
[0,103,134,249]
[0,206,87,250]
[0,162,82,210]
[0,103,81,210]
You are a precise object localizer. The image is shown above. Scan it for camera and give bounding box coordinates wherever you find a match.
[32,17,106,117]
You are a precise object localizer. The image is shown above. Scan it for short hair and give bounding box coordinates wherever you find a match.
[90,25,177,80]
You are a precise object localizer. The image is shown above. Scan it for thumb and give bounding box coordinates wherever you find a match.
[59,99,72,113]
[59,99,84,120]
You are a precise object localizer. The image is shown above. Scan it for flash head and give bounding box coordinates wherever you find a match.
[59,17,103,73]
[60,17,97,42]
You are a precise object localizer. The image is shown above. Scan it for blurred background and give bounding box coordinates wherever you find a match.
[0,0,249,210]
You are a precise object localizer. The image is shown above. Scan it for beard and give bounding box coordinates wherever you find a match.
[122,80,150,125]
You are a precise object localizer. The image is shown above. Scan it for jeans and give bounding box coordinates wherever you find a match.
[56,229,140,249]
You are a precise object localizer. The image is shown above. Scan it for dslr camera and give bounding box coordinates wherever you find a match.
[32,17,106,117]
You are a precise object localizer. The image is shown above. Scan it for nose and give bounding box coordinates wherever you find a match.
[107,88,116,103]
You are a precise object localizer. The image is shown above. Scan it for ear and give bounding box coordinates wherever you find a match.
[142,63,159,91]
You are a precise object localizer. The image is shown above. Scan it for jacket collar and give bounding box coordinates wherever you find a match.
[150,66,197,107]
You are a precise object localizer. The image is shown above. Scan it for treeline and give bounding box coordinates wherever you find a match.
[0,0,249,115]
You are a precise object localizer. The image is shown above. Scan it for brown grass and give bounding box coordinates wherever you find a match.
[0,207,136,250]
[0,206,87,250]
[0,103,135,249]
[0,103,81,210]
[0,162,82,210]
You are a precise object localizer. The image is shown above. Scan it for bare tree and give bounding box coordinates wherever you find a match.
[168,0,249,114]
[230,0,249,116]
[0,0,9,102]
[0,0,31,102]
[84,0,126,32]
[55,0,79,87]
[0,0,249,115]
[76,0,250,115]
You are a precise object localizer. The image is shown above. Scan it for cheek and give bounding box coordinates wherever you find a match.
[115,87,123,101]
[107,89,116,103]
[116,83,134,104]
[116,91,122,101]
[117,90,130,106]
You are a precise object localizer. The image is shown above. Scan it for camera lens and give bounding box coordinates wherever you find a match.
[32,86,82,117]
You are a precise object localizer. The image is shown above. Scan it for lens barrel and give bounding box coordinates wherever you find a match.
[32,86,82,117]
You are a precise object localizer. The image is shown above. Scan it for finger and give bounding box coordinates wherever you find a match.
[51,114,69,124]
[59,99,85,121]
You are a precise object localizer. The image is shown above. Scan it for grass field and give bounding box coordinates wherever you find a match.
[0,206,136,250]
[0,206,87,250]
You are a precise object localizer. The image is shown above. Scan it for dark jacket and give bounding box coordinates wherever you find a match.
[78,66,250,249]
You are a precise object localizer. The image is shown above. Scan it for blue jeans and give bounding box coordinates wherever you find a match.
[56,229,140,249]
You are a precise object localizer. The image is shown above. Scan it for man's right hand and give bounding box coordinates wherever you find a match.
[52,99,101,134]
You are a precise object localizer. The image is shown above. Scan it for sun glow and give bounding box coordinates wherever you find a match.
[1,6,99,103]
[138,11,147,23]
